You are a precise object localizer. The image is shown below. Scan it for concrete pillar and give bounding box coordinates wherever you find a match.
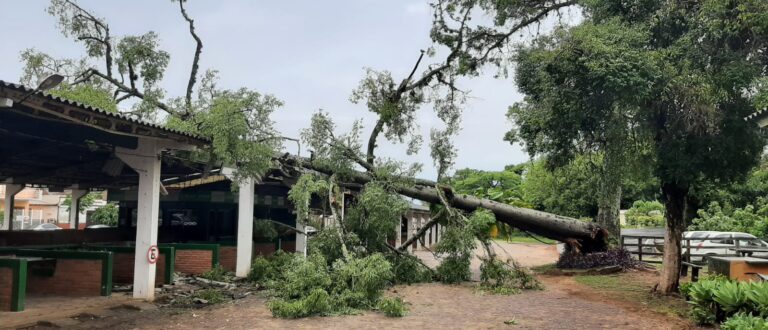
[295,222,307,257]
[419,214,430,247]
[236,178,255,277]
[68,189,87,230]
[2,184,23,231]
[395,217,402,247]
[406,211,415,253]
[117,139,161,300]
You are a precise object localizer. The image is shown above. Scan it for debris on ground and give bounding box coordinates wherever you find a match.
[152,272,256,309]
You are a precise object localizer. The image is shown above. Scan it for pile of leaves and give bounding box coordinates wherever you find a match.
[556,248,641,270]
[478,257,542,295]
[682,275,768,326]
[249,251,402,318]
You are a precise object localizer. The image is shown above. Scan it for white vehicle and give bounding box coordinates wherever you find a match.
[30,223,62,231]
[644,231,768,260]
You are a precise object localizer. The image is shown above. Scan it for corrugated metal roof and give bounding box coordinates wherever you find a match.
[746,108,768,122]
[0,80,210,143]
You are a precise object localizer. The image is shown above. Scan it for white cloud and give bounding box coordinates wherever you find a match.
[404,2,430,16]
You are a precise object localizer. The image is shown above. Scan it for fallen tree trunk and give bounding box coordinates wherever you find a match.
[280,156,608,253]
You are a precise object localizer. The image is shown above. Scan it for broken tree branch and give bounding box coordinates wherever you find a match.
[178,0,203,115]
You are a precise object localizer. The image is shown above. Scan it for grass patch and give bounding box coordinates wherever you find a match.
[529,263,557,274]
[575,273,689,318]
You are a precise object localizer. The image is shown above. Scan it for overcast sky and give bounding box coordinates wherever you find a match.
[0,1,580,180]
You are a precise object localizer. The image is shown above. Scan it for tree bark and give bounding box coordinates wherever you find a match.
[284,157,608,253]
[657,183,688,294]
[596,181,621,243]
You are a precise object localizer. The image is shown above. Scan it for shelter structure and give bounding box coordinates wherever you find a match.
[0,80,222,300]
[0,80,441,311]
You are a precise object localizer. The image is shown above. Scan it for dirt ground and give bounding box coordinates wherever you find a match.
[3,242,696,329]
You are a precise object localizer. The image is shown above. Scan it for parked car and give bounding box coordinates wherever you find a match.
[644,231,768,261]
[30,223,62,231]
[170,213,198,226]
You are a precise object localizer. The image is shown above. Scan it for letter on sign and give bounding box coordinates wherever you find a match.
[147,245,159,264]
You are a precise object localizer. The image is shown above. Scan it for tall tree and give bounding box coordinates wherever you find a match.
[285,0,609,253]
[507,0,768,293]
[22,0,281,181]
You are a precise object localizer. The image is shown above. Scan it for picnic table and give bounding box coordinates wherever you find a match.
[729,247,768,257]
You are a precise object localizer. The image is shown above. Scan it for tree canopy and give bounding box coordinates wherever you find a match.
[21,0,281,182]
[507,0,768,293]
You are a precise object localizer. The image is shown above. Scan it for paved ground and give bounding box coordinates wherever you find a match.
[5,242,694,329]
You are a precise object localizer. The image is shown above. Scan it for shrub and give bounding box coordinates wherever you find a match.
[262,252,405,318]
[721,313,768,330]
[89,203,118,226]
[688,277,726,324]
[247,250,299,284]
[625,200,665,227]
[435,226,474,284]
[556,249,641,270]
[749,282,768,317]
[436,255,472,284]
[331,253,394,309]
[388,254,433,284]
[193,288,227,304]
[269,288,333,318]
[270,254,332,300]
[684,276,768,325]
[689,201,768,238]
[248,257,275,283]
[378,297,408,317]
[478,258,542,294]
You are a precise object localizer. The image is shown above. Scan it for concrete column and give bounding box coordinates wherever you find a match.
[2,184,23,231]
[419,214,431,247]
[68,189,87,230]
[426,215,433,247]
[295,222,307,256]
[236,178,255,277]
[395,217,402,247]
[117,139,161,300]
[406,211,415,253]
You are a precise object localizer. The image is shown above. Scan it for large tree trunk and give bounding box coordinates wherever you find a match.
[285,157,608,253]
[596,140,623,243]
[658,183,688,294]
[596,184,621,243]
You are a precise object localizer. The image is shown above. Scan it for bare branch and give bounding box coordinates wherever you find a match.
[64,0,113,77]
[178,0,203,113]
[397,216,441,251]
[81,68,177,116]
[366,119,384,165]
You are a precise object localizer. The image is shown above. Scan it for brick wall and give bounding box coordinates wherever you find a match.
[253,243,276,256]
[27,259,102,296]
[280,241,296,253]
[0,268,12,311]
[175,250,213,275]
[219,247,237,272]
[112,253,166,286]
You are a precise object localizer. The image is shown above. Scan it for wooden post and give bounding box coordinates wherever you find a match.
[638,237,643,262]
[735,239,741,257]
